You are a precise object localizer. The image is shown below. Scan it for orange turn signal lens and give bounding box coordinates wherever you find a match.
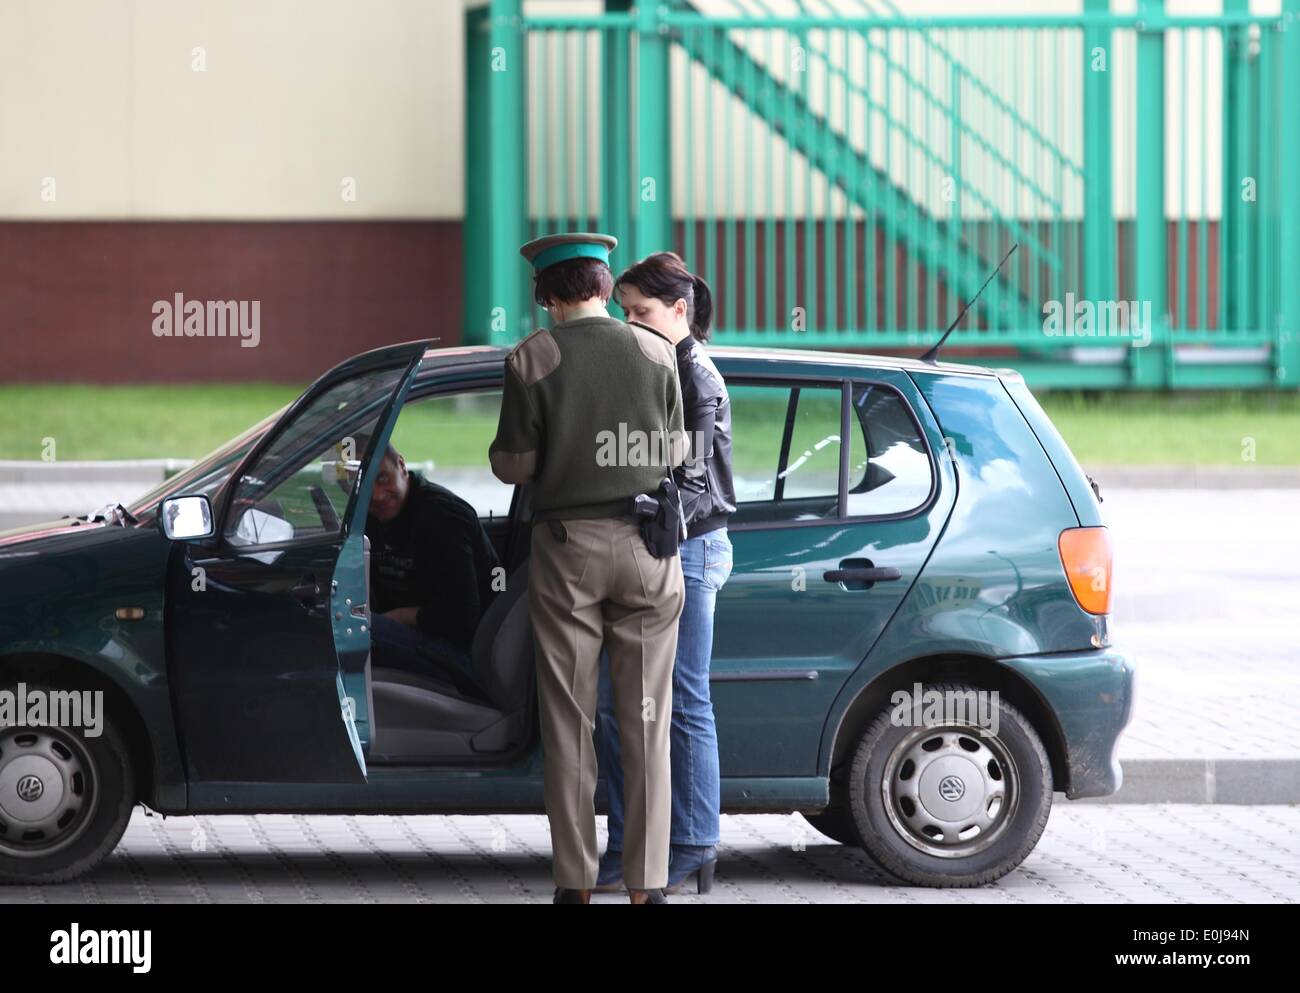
[1058,526,1112,615]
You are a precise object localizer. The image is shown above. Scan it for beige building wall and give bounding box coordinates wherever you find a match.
[0,0,465,219]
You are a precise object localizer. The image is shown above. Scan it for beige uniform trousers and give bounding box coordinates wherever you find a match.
[528,515,685,890]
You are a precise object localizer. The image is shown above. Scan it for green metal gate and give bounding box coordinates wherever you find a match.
[465,0,1300,389]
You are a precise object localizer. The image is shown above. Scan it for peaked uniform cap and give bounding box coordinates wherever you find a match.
[520,232,618,273]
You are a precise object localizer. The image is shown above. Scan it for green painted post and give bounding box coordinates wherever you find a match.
[464,4,491,344]
[1221,0,1244,334]
[1278,0,1300,386]
[1133,0,1167,387]
[603,2,633,273]
[635,2,673,261]
[488,0,526,342]
[1082,0,1114,313]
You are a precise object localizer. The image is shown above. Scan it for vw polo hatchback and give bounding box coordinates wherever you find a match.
[0,341,1133,888]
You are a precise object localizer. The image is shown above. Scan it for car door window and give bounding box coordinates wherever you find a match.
[387,389,514,520]
[224,368,405,547]
[729,382,842,524]
[845,383,934,516]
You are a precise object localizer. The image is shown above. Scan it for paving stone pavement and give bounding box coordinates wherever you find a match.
[3,806,1296,904]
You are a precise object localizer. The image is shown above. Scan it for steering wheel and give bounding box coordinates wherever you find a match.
[308,484,342,532]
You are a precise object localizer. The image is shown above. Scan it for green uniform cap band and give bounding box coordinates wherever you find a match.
[530,241,611,272]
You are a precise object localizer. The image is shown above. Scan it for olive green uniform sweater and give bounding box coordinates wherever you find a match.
[488,314,686,521]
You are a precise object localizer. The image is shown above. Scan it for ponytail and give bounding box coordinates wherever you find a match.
[688,273,714,343]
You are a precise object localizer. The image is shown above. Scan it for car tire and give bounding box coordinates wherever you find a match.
[847,681,1052,887]
[0,683,136,884]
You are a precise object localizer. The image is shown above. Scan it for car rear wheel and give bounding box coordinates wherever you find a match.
[847,681,1052,887]
[0,684,136,884]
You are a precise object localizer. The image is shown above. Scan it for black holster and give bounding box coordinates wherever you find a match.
[631,476,687,559]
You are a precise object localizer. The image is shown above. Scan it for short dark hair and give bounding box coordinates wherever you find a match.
[533,257,613,309]
[380,442,402,466]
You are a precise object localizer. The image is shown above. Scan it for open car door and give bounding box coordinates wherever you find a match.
[167,341,429,785]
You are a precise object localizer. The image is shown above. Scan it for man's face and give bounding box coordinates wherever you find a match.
[369,454,410,522]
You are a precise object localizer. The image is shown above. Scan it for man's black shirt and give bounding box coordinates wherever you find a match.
[365,471,501,651]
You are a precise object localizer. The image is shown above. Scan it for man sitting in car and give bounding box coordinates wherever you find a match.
[365,443,501,701]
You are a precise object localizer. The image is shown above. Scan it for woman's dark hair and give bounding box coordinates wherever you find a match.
[613,251,714,342]
[533,257,613,309]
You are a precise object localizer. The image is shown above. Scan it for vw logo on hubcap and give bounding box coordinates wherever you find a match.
[15,774,44,803]
[937,775,966,802]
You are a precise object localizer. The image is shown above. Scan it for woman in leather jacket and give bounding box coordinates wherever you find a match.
[594,251,737,895]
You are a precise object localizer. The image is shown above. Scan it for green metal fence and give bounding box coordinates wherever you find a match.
[465,0,1300,389]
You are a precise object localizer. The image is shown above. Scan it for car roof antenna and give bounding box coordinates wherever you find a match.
[919,242,1019,364]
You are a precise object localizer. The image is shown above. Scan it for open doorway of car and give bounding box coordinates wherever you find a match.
[355,386,539,767]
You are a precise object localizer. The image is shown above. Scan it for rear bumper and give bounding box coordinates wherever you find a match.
[1000,647,1136,799]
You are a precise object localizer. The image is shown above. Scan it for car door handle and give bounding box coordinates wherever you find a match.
[822,558,902,589]
[289,575,323,604]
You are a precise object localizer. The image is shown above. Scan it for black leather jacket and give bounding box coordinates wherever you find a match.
[637,326,735,537]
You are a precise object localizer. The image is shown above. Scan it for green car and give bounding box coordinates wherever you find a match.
[0,341,1133,888]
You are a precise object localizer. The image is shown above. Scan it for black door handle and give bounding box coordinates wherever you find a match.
[823,558,902,590]
[289,575,323,604]
[823,567,902,583]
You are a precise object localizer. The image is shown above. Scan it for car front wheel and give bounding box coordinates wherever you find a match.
[847,681,1053,887]
[0,684,136,884]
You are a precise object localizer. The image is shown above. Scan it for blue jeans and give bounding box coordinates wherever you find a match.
[597,527,733,849]
[369,613,486,701]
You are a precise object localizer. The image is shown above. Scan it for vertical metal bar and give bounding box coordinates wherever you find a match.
[464,4,490,343]
[804,27,816,333]
[1277,0,1300,384]
[866,27,877,334]
[685,26,695,277]
[603,13,631,275]
[884,27,895,332]
[746,27,757,335]
[706,24,718,328]
[1177,28,1188,332]
[1133,0,1167,386]
[905,28,916,337]
[845,28,857,336]
[577,30,588,231]
[784,27,795,338]
[824,25,836,339]
[1257,22,1274,350]
[765,26,776,334]
[1198,27,1209,331]
[635,0,671,260]
[1083,0,1114,321]
[950,31,960,336]
[488,0,525,341]
[1029,27,1041,322]
[728,21,738,331]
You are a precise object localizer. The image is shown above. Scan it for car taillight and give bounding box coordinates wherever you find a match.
[1058,526,1112,615]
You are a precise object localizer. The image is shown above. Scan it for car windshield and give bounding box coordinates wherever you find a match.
[127,404,289,521]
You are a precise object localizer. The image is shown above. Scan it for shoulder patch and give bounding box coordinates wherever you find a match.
[507,328,561,385]
[628,323,676,371]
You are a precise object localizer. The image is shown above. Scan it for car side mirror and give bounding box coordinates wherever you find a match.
[160,495,215,541]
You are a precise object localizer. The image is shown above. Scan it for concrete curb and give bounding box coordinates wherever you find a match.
[1076,758,1300,804]
[1083,463,1300,489]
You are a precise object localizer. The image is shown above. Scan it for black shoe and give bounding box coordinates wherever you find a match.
[553,887,591,904]
[628,887,668,904]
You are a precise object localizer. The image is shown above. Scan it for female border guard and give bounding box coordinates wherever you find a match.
[488,232,687,905]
